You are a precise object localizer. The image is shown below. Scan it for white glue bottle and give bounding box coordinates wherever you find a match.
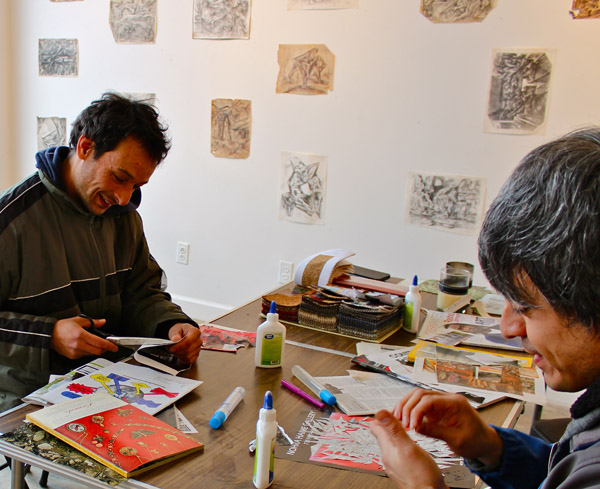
[255,301,286,368]
[253,391,277,489]
[403,275,422,334]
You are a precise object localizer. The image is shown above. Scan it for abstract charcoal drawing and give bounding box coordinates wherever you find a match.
[484,49,554,135]
[276,44,335,95]
[38,39,78,77]
[420,0,496,23]
[193,0,251,39]
[37,117,67,150]
[109,0,157,44]
[405,171,485,235]
[570,0,600,18]
[211,98,252,159]
[279,152,327,225]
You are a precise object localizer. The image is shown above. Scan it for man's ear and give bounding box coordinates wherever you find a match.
[76,136,95,160]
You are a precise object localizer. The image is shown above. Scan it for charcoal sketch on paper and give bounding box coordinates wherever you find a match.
[276,45,335,95]
[211,99,252,159]
[110,0,157,44]
[405,171,485,235]
[279,152,327,225]
[37,117,67,150]
[39,39,78,77]
[420,0,496,23]
[287,0,359,9]
[193,0,251,39]
[123,92,157,106]
[570,0,600,18]
[484,49,554,135]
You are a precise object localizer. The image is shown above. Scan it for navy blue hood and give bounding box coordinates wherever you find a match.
[35,146,142,214]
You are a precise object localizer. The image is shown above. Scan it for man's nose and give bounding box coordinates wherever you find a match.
[113,187,133,206]
[500,300,526,338]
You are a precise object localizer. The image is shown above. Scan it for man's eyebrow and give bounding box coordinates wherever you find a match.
[115,168,149,185]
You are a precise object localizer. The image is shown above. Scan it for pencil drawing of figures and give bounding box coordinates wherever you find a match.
[37,117,66,150]
[276,45,335,95]
[405,171,485,235]
[211,99,252,159]
[287,0,359,9]
[570,0,600,18]
[39,39,78,77]
[110,0,157,44]
[420,0,496,23]
[279,152,327,225]
[122,92,157,106]
[484,49,555,135]
[193,0,251,40]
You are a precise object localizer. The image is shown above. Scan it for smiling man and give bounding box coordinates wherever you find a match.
[0,93,202,411]
[370,128,600,489]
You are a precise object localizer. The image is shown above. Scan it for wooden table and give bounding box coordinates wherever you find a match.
[0,286,524,489]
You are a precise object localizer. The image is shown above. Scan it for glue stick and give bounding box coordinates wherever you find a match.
[253,391,277,489]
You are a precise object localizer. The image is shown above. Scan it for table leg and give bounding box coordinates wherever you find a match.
[10,459,25,489]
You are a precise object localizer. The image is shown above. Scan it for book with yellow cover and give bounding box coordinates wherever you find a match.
[26,393,203,477]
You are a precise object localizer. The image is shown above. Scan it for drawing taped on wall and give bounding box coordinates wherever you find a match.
[404,171,486,235]
[38,39,78,77]
[570,0,600,18]
[211,98,252,159]
[193,0,251,40]
[279,152,327,225]
[420,0,496,23]
[287,0,359,9]
[484,48,555,135]
[37,117,67,150]
[276,44,335,95]
[109,0,157,44]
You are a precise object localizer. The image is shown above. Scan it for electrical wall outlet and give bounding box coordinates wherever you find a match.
[176,241,190,265]
[278,260,293,283]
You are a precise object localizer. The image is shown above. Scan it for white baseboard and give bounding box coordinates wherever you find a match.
[171,294,232,322]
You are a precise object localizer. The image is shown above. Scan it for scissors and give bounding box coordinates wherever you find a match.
[78,313,111,339]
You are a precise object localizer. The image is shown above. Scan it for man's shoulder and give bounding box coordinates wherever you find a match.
[0,173,48,233]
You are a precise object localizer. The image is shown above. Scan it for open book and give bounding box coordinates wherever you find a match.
[26,393,203,478]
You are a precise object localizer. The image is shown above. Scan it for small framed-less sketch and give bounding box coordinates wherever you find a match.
[211,99,251,159]
[276,44,335,95]
[193,0,251,39]
[39,39,78,77]
[110,0,157,44]
[37,117,67,150]
[484,48,555,135]
[420,0,496,23]
[123,92,157,106]
[287,0,359,9]
[570,0,600,18]
[404,171,486,235]
[279,152,327,225]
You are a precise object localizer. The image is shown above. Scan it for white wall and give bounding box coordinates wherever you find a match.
[7,0,600,319]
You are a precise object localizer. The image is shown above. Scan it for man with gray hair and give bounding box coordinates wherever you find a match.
[370,128,600,489]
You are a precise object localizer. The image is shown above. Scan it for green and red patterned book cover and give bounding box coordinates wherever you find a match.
[27,393,203,477]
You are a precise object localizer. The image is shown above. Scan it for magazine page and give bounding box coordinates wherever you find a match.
[35,362,202,415]
[412,357,546,404]
[418,310,524,351]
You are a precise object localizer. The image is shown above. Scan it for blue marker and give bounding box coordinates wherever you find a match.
[291,365,337,405]
[209,386,246,429]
